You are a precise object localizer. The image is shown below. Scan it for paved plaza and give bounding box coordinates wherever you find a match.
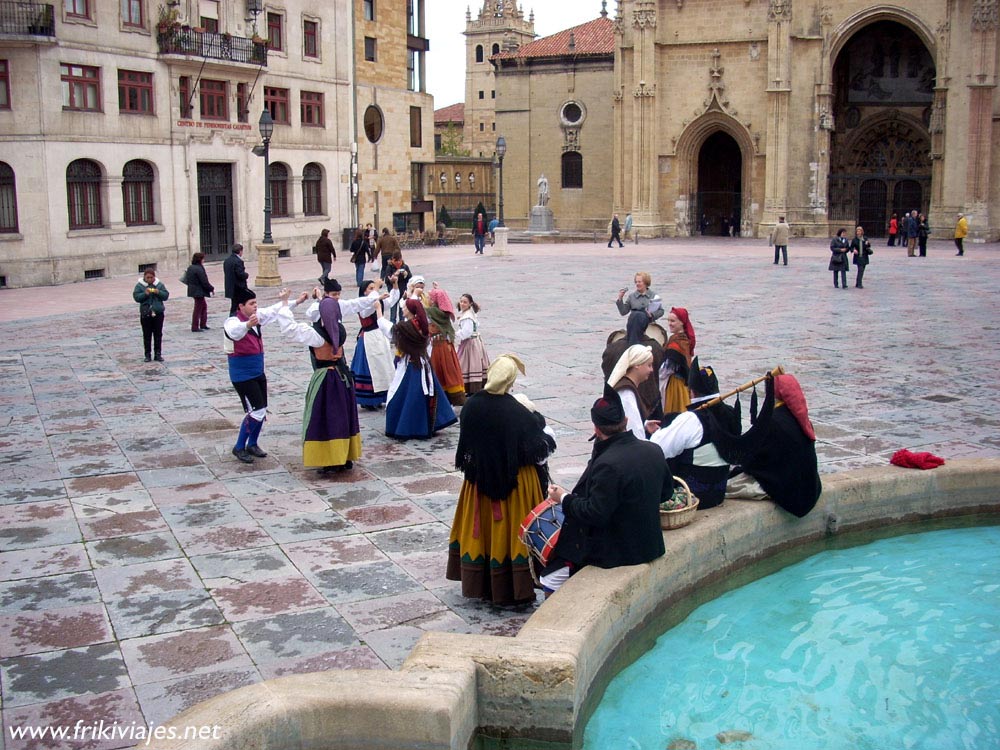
[1,235,999,748]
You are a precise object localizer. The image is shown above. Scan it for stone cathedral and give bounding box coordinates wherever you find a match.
[483,0,999,240]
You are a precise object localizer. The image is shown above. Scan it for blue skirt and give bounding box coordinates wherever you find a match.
[350,333,386,407]
[385,363,457,439]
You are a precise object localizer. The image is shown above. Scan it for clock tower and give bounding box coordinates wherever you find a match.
[463,1,535,157]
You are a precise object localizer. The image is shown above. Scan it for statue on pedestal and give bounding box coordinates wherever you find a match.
[537,174,549,207]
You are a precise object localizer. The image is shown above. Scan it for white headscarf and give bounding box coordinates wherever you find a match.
[607,345,653,388]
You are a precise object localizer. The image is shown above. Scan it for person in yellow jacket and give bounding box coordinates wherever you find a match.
[954,213,969,256]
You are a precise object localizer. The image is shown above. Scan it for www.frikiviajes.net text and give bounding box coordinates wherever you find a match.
[7,721,223,745]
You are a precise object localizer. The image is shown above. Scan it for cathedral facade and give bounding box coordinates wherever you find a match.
[486,0,998,240]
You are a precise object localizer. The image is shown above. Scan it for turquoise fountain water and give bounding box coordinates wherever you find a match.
[584,526,1000,750]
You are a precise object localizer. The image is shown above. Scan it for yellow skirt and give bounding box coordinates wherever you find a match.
[663,373,691,414]
[446,465,541,605]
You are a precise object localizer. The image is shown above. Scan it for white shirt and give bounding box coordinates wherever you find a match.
[223,299,291,341]
[618,388,646,441]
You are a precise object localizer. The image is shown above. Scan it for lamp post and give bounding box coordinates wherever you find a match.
[495,135,506,227]
[350,142,359,228]
[258,109,274,244]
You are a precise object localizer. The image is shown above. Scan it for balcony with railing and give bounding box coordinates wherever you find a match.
[0,2,55,36]
[157,27,266,66]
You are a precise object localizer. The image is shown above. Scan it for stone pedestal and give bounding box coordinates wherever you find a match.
[528,205,555,233]
[492,226,509,257]
[254,243,282,287]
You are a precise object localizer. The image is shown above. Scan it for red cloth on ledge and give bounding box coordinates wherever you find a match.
[890,449,945,470]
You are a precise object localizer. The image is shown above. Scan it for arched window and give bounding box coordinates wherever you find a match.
[66,159,103,229]
[303,162,322,216]
[561,151,582,189]
[0,162,18,233]
[491,43,500,56]
[122,160,154,226]
[270,163,289,217]
[475,45,484,63]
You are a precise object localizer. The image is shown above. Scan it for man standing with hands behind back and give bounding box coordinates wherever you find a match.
[769,216,791,266]
[223,243,250,315]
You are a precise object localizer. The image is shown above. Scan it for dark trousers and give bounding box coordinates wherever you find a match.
[608,229,623,247]
[855,265,866,288]
[354,261,365,289]
[141,314,164,356]
[773,245,788,264]
[380,255,391,280]
[918,237,928,257]
[228,296,238,315]
[833,269,846,287]
[955,237,964,255]
[191,298,208,331]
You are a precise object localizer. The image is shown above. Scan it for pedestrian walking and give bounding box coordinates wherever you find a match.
[954,213,968,256]
[769,216,790,265]
[183,252,214,332]
[348,229,367,291]
[829,229,850,289]
[223,243,250,315]
[315,228,336,283]
[473,212,487,254]
[133,268,169,362]
[608,213,624,248]
[887,214,898,247]
[850,226,872,289]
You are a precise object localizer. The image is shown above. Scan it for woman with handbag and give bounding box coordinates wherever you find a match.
[184,252,213,332]
[850,225,872,289]
[348,228,368,292]
[133,268,169,362]
[918,213,930,257]
[828,228,850,289]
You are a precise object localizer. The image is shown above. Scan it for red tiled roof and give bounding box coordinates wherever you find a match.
[434,102,465,125]
[494,16,614,60]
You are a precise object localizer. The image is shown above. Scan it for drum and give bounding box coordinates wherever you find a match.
[519,498,565,565]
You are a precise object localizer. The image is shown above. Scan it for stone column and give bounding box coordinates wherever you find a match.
[628,0,661,233]
[761,0,792,229]
[965,0,998,240]
[492,226,509,257]
[254,243,282,286]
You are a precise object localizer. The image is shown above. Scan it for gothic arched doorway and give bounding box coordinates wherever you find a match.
[828,20,934,237]
[696,131,742,236]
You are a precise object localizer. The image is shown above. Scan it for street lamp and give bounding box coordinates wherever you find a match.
[258,109,274,244]
[495,135,506,227]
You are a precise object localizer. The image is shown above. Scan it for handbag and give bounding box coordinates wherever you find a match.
[140,302,155,319]
[179,268,189,285]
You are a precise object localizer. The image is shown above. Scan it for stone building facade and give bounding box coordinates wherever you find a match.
[0,0,355,288]
[613,0,998,240]
[353,0,434,235]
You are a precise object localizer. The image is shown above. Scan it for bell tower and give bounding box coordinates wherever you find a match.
[464,1,535,156]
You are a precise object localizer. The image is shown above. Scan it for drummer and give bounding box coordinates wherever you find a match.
[615,271,663,345]
[539,384,671,596]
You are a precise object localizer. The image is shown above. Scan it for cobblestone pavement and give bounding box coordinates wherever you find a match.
[1,236,998,747]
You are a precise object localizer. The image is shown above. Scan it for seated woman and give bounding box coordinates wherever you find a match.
[447,354,556,605]
[660,307,695,414]
[615,271,663,344]
[606,344,655,440]
[375,298,457,440]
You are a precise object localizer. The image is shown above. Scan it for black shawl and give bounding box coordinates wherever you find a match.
[454,392,555,500]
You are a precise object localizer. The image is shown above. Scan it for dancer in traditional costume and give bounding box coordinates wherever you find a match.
[426,287,466,407]
[660,307,695,414]
[275,279,380,474]
[606,344,655,440]
[447,354,556,605]
[455,293,491,395]
[350,279,395,409]
[375,298,457,439]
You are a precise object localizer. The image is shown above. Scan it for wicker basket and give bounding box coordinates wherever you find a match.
[659,477,699,530]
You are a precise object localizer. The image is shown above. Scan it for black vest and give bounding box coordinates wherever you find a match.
[666,402,740,509]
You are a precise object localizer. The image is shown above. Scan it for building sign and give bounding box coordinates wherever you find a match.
[177,120,253,131]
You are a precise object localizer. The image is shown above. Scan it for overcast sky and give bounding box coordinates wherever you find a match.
[426,0,611,108]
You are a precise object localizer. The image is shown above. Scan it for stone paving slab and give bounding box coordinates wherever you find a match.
[0,237,998,747]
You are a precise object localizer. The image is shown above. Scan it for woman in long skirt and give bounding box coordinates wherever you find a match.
[447,354,556,605]
[350,280,395,409]
[660,307,695,414]
[376,298,457,439]
[426,288,466,407]
[455,293,491,395]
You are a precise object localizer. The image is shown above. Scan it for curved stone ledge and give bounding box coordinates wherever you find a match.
[145,458,1000,750]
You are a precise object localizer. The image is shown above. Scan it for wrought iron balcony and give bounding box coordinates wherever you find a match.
[0,2,55,36]
[157,27,266,66]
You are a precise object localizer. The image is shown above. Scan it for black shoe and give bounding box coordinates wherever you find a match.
[773,261,778,265]
[154,355,164,362]
[201,325,211,330]
[232,448,254,463]
[855,284,864,288]
[245,445,268,458]
[144,355,151,362]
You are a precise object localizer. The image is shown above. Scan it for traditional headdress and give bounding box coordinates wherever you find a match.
[607,344,653,388]
[405,298,428,337]
[591,382,626,429]
[774,374,816,442]
[484,354,526,395]
[425,304,455,340]
[323,277,342,293]
[233,287,256,306]
[687,357,719,397]
[428,287,456,320]
[670,307,696,354]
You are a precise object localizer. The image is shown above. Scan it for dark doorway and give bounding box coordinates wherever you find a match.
[197,163,234,257]
[858,178,887,237]
[696,131,742,236]
[893,179,922,219]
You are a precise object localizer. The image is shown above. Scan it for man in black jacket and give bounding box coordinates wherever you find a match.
[541,385,671,594]
[223,244,250,315]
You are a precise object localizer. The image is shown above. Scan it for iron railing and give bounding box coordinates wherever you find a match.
[0,2,55,36]
[157,27,266,66]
